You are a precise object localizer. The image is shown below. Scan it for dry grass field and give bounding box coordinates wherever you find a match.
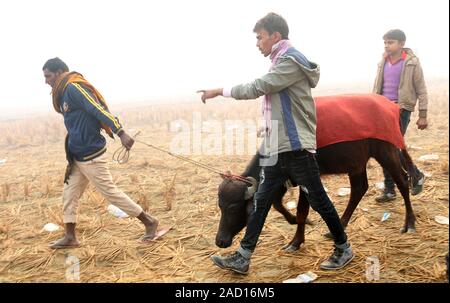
[0,82,448,283]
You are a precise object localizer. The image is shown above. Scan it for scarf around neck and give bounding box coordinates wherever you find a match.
[263,39,293,134]
[52,71,114,138]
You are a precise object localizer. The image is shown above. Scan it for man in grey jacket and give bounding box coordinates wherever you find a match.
[198,12,353,274]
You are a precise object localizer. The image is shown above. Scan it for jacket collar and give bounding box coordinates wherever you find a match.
[384,50,407,64]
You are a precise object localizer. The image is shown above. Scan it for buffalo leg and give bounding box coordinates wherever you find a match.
[324,170,369,239]
[341,170,369,227]
[375,147,416,233]
[271,185,297,224]
[283,189,310,252]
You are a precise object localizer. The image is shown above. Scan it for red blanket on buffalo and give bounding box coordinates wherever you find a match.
[315,94,405,149]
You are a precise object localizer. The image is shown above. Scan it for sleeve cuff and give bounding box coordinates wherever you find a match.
[418,110,427,118]
[115,128,124,136]
[222,87,233,98]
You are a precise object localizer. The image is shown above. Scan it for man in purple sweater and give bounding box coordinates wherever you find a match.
[373,29,428,202]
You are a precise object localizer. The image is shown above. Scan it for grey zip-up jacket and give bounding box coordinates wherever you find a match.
[230,48,320,156]
[373,48,428,117]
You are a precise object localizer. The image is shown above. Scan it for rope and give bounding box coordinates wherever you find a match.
[112,143,130,164]
[111,131,143,164]
[112,131,253,185]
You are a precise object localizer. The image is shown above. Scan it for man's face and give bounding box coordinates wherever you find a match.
[43,68,63,88]
[384,39,405,57]
[255,29,279,57]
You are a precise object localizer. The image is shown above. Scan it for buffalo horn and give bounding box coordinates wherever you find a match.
[244,177,258,200]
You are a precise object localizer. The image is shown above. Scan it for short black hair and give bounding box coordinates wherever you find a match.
[253,12,289,39]
[383,29,406,42]
[42,57,69,72]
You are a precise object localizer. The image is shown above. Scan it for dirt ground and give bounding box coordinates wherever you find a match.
[0,87,448,283]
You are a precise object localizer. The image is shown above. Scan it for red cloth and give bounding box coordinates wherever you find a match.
[315,94,405,149]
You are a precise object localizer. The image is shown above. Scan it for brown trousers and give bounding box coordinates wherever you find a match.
[62,154,143,223]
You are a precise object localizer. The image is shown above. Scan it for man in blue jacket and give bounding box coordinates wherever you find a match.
[43,57,160,249]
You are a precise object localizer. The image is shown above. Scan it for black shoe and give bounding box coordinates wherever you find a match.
[320,242,354,270]
[375,191,396,203]
[211,251,250,275]
[411,172,425,195]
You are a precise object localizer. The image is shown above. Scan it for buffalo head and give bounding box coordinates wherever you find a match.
[215,176,257,248]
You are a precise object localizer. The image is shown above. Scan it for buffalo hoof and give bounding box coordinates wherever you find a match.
[283,243,300,252]
[400,226,416,234]
[305,218,314,226]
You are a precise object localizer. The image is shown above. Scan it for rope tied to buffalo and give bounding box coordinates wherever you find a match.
[112,131,253,185]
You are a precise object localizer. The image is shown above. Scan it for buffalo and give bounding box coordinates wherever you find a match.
[216,94,420,252]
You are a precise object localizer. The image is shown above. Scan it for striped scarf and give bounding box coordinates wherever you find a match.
[52,71,114,138]
[263,39,293,134]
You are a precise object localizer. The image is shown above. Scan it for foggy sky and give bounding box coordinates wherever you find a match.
[0,0,448,116]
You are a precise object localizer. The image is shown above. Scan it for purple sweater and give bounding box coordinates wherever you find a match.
[382,59,404,102]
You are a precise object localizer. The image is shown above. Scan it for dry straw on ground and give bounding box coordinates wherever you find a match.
[0,87,448,282]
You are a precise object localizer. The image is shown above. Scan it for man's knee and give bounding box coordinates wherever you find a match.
[303,188,331,212]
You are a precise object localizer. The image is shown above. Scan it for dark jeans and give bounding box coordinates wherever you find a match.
[240,150,347,253]
[383,109,422,193]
